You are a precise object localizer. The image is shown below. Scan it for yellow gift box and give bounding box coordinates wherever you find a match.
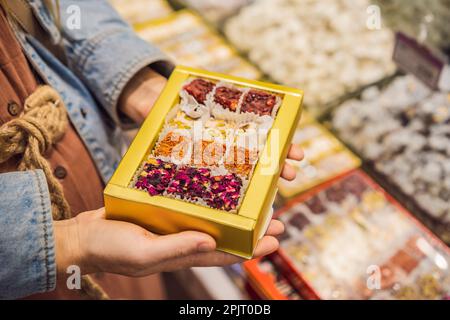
[104,66,303,258]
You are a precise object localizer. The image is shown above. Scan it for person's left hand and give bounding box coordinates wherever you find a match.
[118,67,167,124]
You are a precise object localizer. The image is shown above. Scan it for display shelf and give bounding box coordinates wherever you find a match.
[109,0,173,24]
[224,0,396,117]
[135,10,261,80]
[278,111,361,199]
[332,75,450,244]
[273,169,450,300]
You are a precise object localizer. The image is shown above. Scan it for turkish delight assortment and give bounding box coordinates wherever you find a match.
[136,11,261,80]
[224,0,396,114]
[333,75,450,238]
[278,112,361,198]
[109,0,173,24]
[132,77,282,212]
[276,171,450,300]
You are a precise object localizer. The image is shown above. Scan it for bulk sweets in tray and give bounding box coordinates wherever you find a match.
[109,0,173,24]
[224,0,395,116]
[179,0,255,24]
[135,10,261,80]
[243,257,302,300]
[104,66,303,258]
[278,111,361,198]
[273,170,450,300]
[333,75,450,243]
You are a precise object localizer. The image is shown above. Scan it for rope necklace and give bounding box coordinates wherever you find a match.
[0,85,109,300]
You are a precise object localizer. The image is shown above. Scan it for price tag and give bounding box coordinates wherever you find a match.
[393,32,446,89]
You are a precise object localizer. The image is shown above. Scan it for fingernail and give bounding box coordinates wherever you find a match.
[197,242,215,253]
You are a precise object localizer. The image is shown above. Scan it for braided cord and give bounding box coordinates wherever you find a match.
[0,86,109,299]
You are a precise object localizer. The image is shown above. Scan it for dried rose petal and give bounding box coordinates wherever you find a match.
[207,173,243,211]
[154,132,191,160]
[137,159,244,211]
[167,166,211,201]
[225,147,257,177]
[135,158,177,196]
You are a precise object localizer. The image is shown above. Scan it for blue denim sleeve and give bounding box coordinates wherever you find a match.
[58,0,172,125]
[0,170,56,300]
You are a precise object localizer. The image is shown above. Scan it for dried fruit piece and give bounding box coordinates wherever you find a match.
[276,230,291,243]
[389,250,420,274]
[224,146,257,177]
[214,86,243,112]
[192,140,226,167]
[183,78,215,104]
[154,132,191,161]
[241,89,278,116]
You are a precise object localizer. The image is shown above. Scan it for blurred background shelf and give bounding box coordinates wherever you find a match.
[110,0,450,300]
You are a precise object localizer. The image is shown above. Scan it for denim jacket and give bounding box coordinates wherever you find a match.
[0,0,171,299]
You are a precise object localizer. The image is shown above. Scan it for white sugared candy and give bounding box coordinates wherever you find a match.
[224,0,396,114]
[333,75,450,225]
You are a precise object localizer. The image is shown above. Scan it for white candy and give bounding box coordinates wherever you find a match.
[332,75,450,226]
[224,0,396,115]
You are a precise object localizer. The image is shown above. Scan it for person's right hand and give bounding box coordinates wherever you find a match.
[54,207,284,277]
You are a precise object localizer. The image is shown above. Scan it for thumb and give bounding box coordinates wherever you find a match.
[146,231,217,262]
